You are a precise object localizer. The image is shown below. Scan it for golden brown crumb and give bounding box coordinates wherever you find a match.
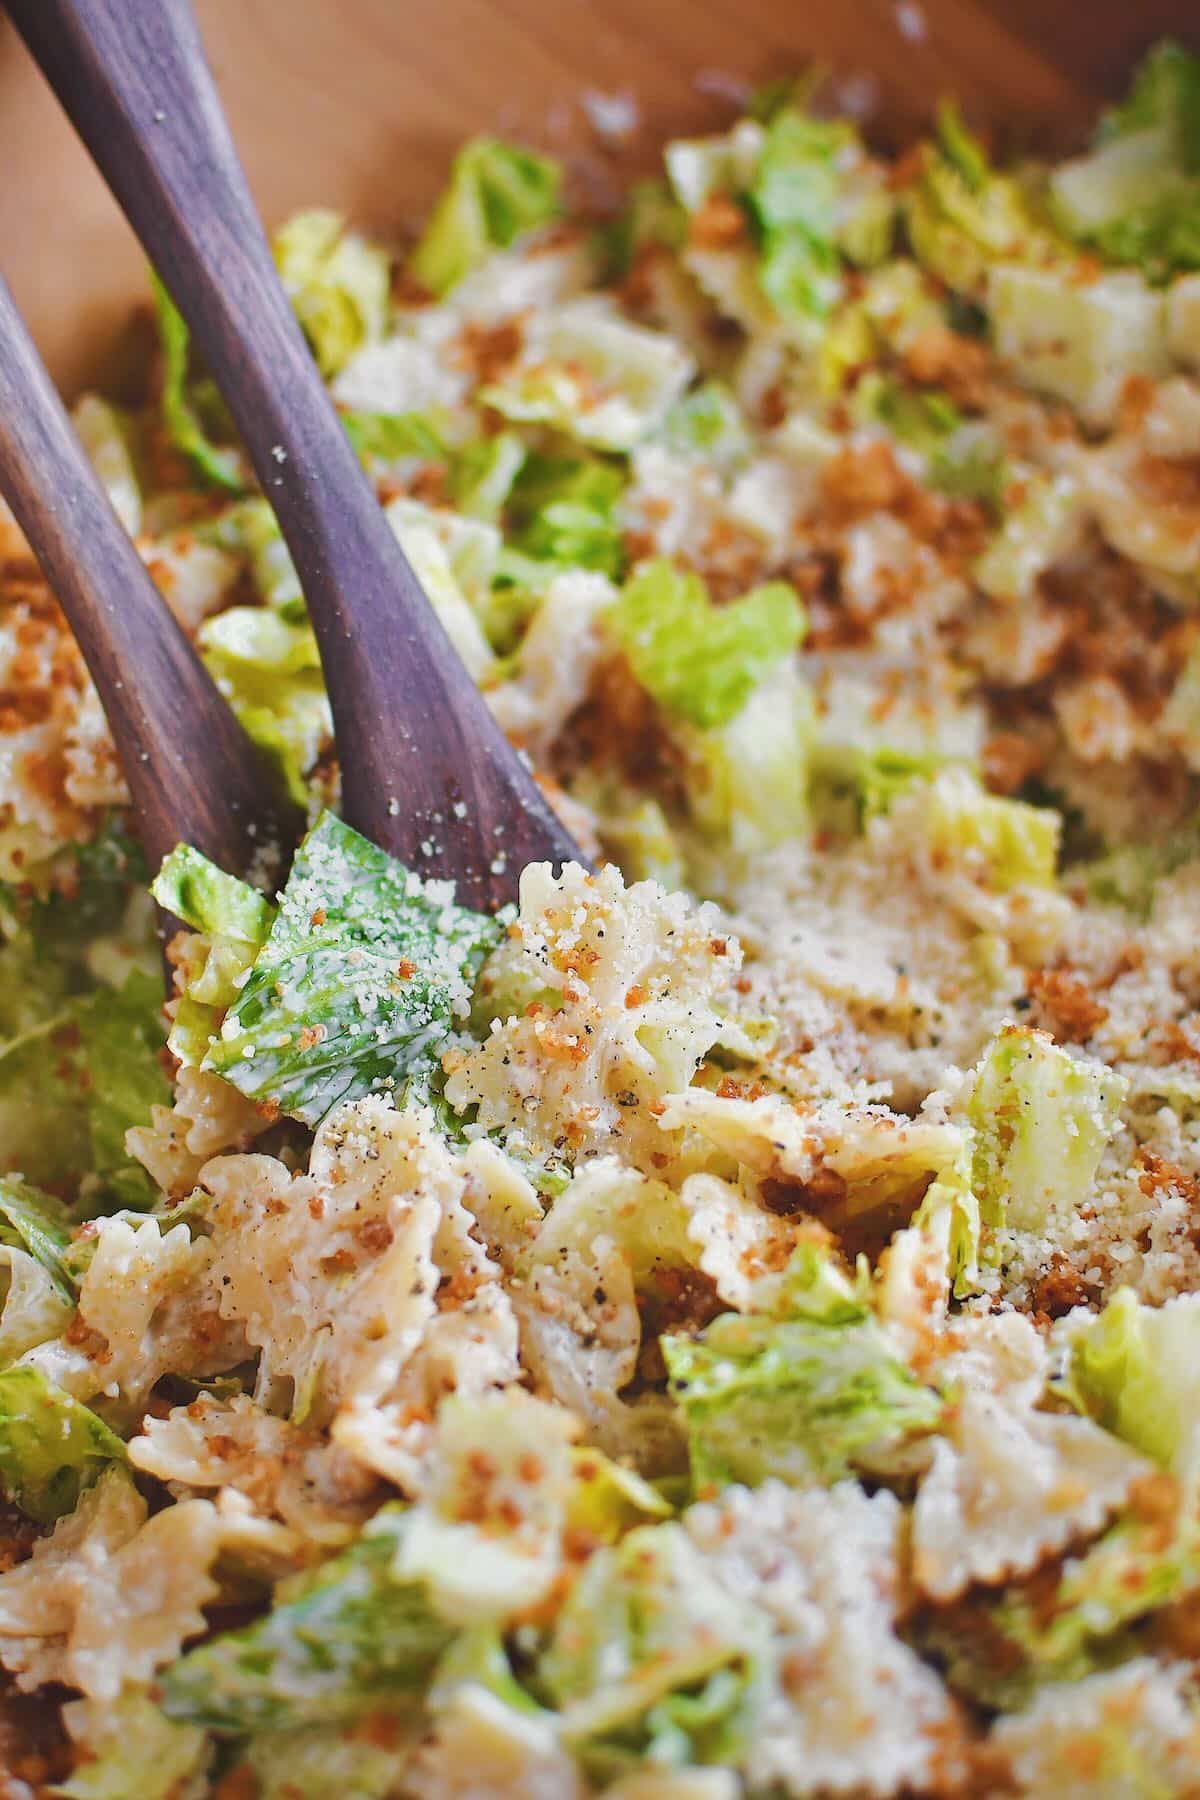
[686,194,748,250]
[1025,967,1109,1043]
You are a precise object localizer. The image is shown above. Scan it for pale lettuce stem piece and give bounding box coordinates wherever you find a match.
[272,209,391,378]
[71,395,142,538]
[409,137,563,297]
[0,1366,126,1526]
[969,1024,1127,1235]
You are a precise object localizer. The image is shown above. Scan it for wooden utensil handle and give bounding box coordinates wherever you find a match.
[6,0,580,909]
[0,269,298,883]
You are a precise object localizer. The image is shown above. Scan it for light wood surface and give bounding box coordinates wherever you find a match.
[0,0,1194,395]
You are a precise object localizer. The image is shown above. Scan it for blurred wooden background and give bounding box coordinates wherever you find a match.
[0,0,1195,392]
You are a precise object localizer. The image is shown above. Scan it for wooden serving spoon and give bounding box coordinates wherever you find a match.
[6,0,582,913]
[0,269,300,883]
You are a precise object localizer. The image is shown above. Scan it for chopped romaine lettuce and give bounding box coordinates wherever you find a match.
[536,1520,762,1777]
[0,968,170,1211]
[506,452,627,578]
[916,768,1060,890]
[410,136,562,296]
[973,467,1083,602]
[394,1393,576,1624]
[853,747,965,823]
[1099,40,1200,157]
[901,116,1057,298]
[57,1694,211,1800]
[988,265,1169,427]
[231,497,306,620]
[150,272,245,492]
[1067,1288,1200,1474]
[152,845,275,1068]
[661,382,751,464]
[162,1508,454,1733]
[609,177,689,271]
[662,1307,941,1492]
[679,663,813,858]
[72,394,142,537]
[925,1490,1200,1710]
[0,1244,74,1368]
[572,773,687,889]
[452,431,528,525]
[1051,44,1200,282]
[853,372,1006,509]
[0,1366,126,1525]
[202,812,500,1126]
[152,843,276,944]
[383,500,495,681]
[747,108,847,331]
[340,408,447,465]
[273,209,391,377]
[607,559,805,730]
[566,1446,674,1547]
[241,1725,411,1800]
[0,1177,74,1304]
[199,605,332,806]
[481,300,694,452]
[664,121,765,214]
[968,1026,1127,1235]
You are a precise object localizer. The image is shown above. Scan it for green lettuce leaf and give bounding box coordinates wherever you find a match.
[341,409,448,466]
[1066,1288,1200,1474]
[854,372,1006,509]
[661,381,751,464]
[746,108,848,329]
[1050,44,1200,282]
[678,663,813,859]
[202,812,500,1126]
[507,452,627,578]
[901,110,1057,298]
[858,748,965,822]
[152,845,275,1069]
[152,843,276,943]
[608,558,805,731]
[452,432,528,525]
[924,1489,1200,1710]
[13,813,148,976]
[273,209,391,377]
[0,969,170,1211]
[56,1693,210,1800]
[480,303,693,453]
[969,1026,1127,1235]
[0,1366,126,1525]
[1100,40,1200,157]
[150,272,245,493]
[919,771,1060,890]
[536,1520,762,1779]
[231,497,307,620]
[199,605,332,805]
[72,394,142,538]
[161,1508,454,1734]
[662,1306,941,1493]
[240,1725,410,1800]
[0,1177,74,1303]
[410,136,562,296]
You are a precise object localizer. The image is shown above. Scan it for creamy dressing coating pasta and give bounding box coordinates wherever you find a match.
[3,48,1200,1797]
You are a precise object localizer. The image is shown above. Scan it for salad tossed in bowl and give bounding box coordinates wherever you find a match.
[4,40,1200,1797]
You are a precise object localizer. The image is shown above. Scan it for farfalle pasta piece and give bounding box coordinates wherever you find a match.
[911,1389,1154,1600]
[686,1479,963,1797]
